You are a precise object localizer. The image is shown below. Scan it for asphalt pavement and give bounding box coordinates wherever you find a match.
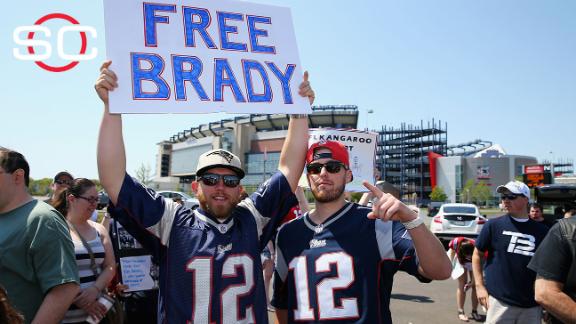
[391,271,486,324]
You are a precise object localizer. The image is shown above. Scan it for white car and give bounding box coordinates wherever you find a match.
[430,203,486,244]
[157,190,200,210]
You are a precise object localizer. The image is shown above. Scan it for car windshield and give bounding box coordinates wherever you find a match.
[443,206,476,214]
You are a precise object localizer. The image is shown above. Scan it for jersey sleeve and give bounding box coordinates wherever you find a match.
[110,173,183,246]
[528,222,570,282]
[388,221,430,282]
[448,237,457,251]
[474,219,493,252]
[238,171,298,248]
[271,224,290,309]
[30,211,79,294]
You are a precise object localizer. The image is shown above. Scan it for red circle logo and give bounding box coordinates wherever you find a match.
[27,13,88,72]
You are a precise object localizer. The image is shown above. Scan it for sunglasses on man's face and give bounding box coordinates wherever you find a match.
[501,194,523,201]
[306,161,347,175]
[199,173,241,188]
[55,179,72,186]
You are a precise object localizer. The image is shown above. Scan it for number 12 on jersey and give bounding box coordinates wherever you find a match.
[187,255,255,324]
[289,251,359,321]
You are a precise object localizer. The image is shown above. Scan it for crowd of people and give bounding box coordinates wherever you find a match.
[0,61,575,324]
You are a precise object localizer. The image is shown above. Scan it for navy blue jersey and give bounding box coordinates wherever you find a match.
[475,215,549,307]
[109,171,297,324]
[272,202,429,324]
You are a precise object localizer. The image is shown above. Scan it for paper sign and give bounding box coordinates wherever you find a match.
[119,255,156,292]
[300,128,378,192]
[103,0,310,114]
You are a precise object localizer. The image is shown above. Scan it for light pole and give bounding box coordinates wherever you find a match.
[365,109,374,131]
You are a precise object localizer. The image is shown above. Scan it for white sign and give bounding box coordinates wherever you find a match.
[302,128,378,192]
[103,0,310,114]
[120,255,156,292]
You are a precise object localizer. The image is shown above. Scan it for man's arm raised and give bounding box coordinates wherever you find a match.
[95,61,124,205]
[278,71,315,192]
[363,181,451,280]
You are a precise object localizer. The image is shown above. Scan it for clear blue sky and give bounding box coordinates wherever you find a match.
[2,0,575,180]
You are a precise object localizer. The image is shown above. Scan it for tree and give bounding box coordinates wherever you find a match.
[429,186,447,202]
[461,179,475,203]
[472,182,492,206]
[135,163,153,186]
[29,178,52,196]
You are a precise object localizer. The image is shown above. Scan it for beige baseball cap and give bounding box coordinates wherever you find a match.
[196,149,245,178]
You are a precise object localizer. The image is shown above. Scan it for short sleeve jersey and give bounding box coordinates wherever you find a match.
[0,200,79,322]
[272,202,428,324]
[475,215,549,307]
[109,171,297,324]
[528,217,576,301]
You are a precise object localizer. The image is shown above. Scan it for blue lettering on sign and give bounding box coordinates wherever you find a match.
[172,55,209,101]
[247,16,275,54]
[131,53,170,99]
[183,7,217,49]
[266,62,295,104]
[214,58,246,102]
[242,60,272,102]
[143,3,176,47]
[217,12,248,52]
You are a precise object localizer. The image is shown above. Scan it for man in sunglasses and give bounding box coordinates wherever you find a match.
[272,140,451,324]
[44,171,73,205]
[95,61,314,324]
[472,180,549,324]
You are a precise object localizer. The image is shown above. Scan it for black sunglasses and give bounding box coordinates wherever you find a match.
[55,179,72,186]
[199,173,241,188]
[501,194,522,201]
[306,161,347,175]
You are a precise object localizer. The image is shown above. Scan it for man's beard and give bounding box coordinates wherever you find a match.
[197,192,240,220]
[311,181,346,203]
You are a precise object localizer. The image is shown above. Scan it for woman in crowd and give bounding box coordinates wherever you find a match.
[53,178,117,323]
[448,237,481,322]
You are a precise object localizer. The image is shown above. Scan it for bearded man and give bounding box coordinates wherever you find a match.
[95,61,315,323]
[272,140,451,324]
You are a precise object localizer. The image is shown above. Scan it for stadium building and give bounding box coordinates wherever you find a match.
[154,105,359,191]
[154,106,560,204]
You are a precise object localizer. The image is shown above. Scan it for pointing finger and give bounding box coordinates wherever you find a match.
[362,180,383,198]
[303,71,309,82]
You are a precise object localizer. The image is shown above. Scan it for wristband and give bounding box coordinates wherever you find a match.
[402,217,424,230]
[290,114,308,119]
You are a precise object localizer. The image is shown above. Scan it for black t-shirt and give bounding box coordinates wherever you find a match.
[528,217,576,301]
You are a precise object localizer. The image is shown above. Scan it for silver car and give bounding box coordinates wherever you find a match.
[430,203,486,244]
[157,190,200,210]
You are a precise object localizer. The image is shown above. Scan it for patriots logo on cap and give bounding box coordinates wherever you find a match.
[208,150,234,163]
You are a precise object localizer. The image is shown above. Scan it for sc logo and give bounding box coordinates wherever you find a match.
[13,13,98,72]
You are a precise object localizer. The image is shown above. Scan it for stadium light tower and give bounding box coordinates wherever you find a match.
[365,109,374,131]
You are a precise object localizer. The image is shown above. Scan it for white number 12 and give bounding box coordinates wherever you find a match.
[187,255,255,324]
[289,251,358,321]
